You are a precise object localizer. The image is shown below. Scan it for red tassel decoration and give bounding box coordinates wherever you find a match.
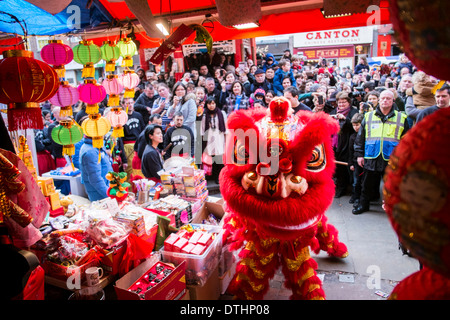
[7,104,44,131]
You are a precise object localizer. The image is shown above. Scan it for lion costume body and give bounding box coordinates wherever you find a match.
[220,97,348,300]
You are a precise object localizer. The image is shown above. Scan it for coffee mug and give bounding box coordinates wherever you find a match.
[85,267,103,286]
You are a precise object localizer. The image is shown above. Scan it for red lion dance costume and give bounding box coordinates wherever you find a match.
[220,97,348,300]
[384,107,450,300]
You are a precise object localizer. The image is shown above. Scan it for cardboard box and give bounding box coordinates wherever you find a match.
[100,241,127,276]
[115,258,186,300]
[191,198,225,225]
[147,205,192,228]
[187,265,220,300]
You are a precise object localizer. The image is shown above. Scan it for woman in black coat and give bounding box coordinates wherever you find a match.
[329,92,359,197]
[141,124,165,182]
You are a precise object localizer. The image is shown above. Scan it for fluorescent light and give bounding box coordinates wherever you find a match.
[233,22,260,29]
[156,22,170,36]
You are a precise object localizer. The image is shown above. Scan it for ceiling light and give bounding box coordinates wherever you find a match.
[233,22,260,30]
[155,19,170,36]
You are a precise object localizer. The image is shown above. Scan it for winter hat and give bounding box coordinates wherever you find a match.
[254,68,265,75]
[254,88,265,97]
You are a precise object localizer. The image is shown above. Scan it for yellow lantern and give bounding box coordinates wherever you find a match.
[81,114,111,162]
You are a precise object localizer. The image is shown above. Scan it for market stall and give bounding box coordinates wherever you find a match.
[28,161,232,300]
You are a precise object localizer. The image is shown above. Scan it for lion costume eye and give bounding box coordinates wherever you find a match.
[306,144,326,172]
[233,139,249,165]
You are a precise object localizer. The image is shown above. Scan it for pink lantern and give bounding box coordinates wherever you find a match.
[102,74,124,107]
[78,79,106,114]
[119,70,140,99]
[40,40,73,78]
[105,106,128,138]
[49,81,80,117]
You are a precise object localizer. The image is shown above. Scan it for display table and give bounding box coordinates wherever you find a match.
[42,172,88,198]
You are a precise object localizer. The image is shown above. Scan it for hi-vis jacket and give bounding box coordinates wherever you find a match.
[354,106,409,171]
[363,109,407,160]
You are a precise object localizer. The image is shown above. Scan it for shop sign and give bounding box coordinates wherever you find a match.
[182,40,236,56]
[295,46,355,59]
[293,27,374,48]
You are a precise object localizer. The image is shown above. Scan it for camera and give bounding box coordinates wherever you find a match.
[362,102,373,112]
[349,89,365,99]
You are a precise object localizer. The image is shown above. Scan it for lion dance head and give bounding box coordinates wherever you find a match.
[220,96,339,240]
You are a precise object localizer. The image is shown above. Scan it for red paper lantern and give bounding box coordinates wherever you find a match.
[0,50,59,131]
[78,79,106,115]
[119,70,139,99]
[102,74,124,106]
[105,106,128,138]
[389,0,450,80]
[40,40,73,79]
[49,81,79,117]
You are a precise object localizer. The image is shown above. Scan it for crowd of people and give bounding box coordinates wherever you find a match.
[33,51,450,210]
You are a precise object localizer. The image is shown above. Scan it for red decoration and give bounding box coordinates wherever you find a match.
[78,79,106,114]
[150,24,194,65]
[384,108,450,299]
[0,152,32,228]
[0,50,59,131]
[389,0,450,80]
[40,40,73,78]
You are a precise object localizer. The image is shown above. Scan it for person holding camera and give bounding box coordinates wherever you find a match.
[359,90,379,115]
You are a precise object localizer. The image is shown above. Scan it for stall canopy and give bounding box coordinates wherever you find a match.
[0,0,391,49]
[0,0,113,36]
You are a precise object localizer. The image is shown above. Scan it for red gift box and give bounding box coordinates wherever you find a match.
[115,260,186,300]
[188,231,202,245]
[163,233,179,252]
[197,232,212,247]
[173,237,189,253]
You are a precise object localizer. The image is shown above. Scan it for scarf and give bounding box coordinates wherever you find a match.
[234,95,243,112]
[337,105,351,117]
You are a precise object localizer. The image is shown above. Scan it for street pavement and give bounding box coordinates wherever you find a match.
[208,182,420,301]
[272,194,419,300]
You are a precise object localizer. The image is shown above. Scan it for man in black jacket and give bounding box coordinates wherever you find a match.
[205,77,226,110]
[246,69,273,96]
[134,82,158,124]
[163,112,195,160]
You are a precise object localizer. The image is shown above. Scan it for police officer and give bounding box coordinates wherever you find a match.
[352,90,409,215]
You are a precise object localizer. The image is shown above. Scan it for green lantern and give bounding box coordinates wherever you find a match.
[101,41,121,73]
[73,41,101,78]
[117,38,137,67]
[51,119,84,167]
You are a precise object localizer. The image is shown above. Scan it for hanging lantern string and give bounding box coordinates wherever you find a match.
[0,11,28,50]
